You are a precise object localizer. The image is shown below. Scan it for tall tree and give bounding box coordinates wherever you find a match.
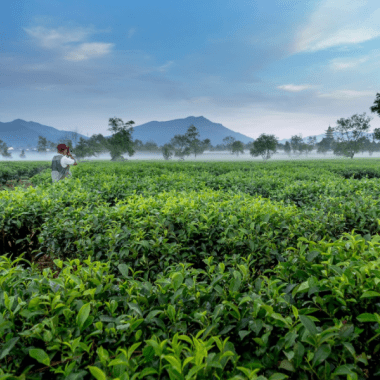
[290,135,303,155]
[223,136,236,154]
[0,140,11,158]
[231,141,244,156]
[169,135,190,159]
[284,141,291,156]
[305,136,317,156]
[37,136,49,154]
[144,141,159,152]
[250,134,278,161]
[184,125,210,158]
[162,144,174,160]
[370,93,380,141]
[107,118,136,161]
[332,112,373,159]
[133,139,144,151]
[316,138,330,156]
[370,93,380,117]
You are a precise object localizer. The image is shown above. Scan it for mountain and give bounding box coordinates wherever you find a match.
[0,116,254,149]
[130,116,254,146]
[0,119,91,149]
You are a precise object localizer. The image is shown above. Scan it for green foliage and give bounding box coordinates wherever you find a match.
[2,159,380,378]
[249,134,278,160]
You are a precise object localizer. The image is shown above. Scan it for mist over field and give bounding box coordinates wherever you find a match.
[3,150,380,162]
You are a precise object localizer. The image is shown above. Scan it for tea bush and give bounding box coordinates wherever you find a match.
[1,158,380,378]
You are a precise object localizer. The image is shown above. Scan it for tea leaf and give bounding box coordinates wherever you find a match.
[29,348,50,366]
[279,360,295,372]
[360,291,380,298]
[269,373,289,380]
[312,345,331,366]
[118,263,129,277]
[299,315,318,336]
[88,366,107,380]
[0,337,19,360]
[77,303,91,330]
[357,313,377,322]
[172,273,184,291]
[139,367,159,378]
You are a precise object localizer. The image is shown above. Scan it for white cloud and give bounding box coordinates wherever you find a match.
[292,0,380,53]
[329,56,370,70]
[23,26,94,49]
[23,25,114,61]
[63,42,115,61]
[277,84,315,92]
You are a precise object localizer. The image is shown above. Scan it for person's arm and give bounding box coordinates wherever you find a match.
[62,155,76,167]
[68,153,78,165]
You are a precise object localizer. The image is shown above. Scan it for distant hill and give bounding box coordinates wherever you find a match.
[130,116,254,146]
[2,117,373,150]
[0,116,254,149]
[0,119,91,149]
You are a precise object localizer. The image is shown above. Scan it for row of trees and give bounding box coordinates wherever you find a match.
[2,92,380,161]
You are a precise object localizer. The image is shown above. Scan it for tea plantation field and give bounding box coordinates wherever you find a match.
[1,158,380,380]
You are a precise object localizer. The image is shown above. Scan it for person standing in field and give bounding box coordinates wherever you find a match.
[51,144,78,183]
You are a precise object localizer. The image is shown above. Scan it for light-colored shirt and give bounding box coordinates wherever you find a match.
[51,154,76,183]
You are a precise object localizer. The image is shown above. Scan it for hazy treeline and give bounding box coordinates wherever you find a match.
[2,93,380,161]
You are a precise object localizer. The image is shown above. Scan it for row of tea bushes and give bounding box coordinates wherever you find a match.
[35,188,348,277]
[1,231,379,378]
[4,161,380,270]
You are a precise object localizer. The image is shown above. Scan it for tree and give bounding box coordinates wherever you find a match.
[370,92,380,117]
[184,125,211,158]
[106,118,136,161]
[245,141,254,151]
[231,141,244,156]
[19,149,26,159]
[223,136,236,154]
[0,140,12,158]
[304,136,317,156]
[284,141,291,156]
[331,112,373,159]
[37,136,49,154]
[133,139,144,151]
[290,135,303,155]
[300,143,312,157]
[144,141,159,152]
[169,135,191,159]
[162,144,174,160]
[316,138,330,156]
[367,133,377,156]
[249,134,278,161]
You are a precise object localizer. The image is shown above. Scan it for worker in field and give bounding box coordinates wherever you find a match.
[51,143,78,183]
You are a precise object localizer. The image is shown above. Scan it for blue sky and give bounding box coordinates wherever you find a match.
[1,0,380,141]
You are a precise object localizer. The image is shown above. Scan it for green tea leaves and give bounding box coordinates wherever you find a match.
[29,348,50,366]
[0,337,19,360]
[299,315,318,336]
[172,272,184,291]
[76,303,91,331]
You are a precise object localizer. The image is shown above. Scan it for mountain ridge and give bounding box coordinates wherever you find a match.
[0,117,374,149]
